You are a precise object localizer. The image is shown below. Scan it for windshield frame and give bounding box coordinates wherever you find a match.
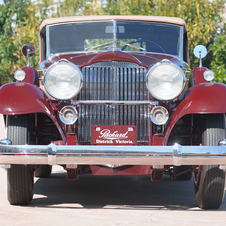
[45,20,184,60]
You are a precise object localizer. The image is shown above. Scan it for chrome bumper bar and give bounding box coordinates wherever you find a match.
[1,142,226,167]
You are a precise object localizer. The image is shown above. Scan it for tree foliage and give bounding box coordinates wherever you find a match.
[0,0,30,83]
[0,0,56,84]
[0,0,226,84]
[210,24,226,83]
[57,0,105,16]
[104,0,226,68]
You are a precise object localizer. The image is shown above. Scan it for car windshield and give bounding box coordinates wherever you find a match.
[47,20,182,57]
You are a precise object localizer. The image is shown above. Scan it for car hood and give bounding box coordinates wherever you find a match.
[40,51,187,70]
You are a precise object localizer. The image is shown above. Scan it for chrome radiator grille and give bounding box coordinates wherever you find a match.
[78,61,150,145]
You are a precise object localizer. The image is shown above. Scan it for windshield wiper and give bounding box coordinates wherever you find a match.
[85,41,114,51]
[117,40,146,51]
[85,40,146,51]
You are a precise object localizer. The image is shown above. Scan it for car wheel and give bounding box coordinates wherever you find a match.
[174,165,192,180]
[194,114,226,209]
[7,114,34,205]
[35,165,52,178]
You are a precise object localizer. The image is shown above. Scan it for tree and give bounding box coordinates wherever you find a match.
[103,0,226,68]
[0,0,30,83]
[210,24,226,83]
[0,0,225,84]
[0,0,56,84]
[57,0,105,16]
[12,0,56,70]
[12,3,40,70]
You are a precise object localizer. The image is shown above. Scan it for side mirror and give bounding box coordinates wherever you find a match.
[22,44,35,67]
[193,45,207,67]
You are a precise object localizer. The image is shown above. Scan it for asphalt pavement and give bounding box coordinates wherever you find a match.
[0,165,226,226]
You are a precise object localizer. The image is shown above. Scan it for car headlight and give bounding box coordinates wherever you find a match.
[146,60,186,100]
[44,59,83,100]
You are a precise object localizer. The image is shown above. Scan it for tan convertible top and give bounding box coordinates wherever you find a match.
[40,15,187,31]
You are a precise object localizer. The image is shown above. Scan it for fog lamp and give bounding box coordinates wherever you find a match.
[150,106,169,125]
[59,106,78,125]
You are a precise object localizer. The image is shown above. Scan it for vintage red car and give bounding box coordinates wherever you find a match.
[0,15,226,209]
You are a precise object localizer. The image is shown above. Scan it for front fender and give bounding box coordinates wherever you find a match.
[0,82,65,142]
[164,82,226,144]
[0,82,53,116]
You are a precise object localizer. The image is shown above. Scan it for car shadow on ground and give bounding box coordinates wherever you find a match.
[29,169,226,211]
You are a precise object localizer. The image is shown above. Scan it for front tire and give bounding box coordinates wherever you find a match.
[35,165,52,178]
[194,114,226,209]
[7,114,34,205]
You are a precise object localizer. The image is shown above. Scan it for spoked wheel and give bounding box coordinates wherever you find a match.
[194,114,226,209]
[35,165,52,178]
[7,114,34,205]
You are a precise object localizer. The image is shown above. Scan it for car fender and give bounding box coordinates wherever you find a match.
[164,82,226,144]
[0,82,65,142]
[0,82,53,115]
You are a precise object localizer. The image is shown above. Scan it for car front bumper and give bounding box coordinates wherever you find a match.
[1,141,226,168]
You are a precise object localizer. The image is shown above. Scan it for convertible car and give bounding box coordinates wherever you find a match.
[0,16,226,209]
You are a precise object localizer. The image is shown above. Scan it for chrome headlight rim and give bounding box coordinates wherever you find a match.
[43,59,83,100]
[146,60,186,101]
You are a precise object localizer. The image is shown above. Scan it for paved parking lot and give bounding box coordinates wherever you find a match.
[0,165,226,226]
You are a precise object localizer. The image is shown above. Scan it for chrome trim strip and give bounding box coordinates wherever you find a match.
[179,26,184,60]
[46,25,50,60]
[1,143,226,166]
[73,100,157,106]
[113,20,117,49]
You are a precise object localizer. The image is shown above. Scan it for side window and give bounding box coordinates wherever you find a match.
[40,29,46,61]
[183,32,189,64]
